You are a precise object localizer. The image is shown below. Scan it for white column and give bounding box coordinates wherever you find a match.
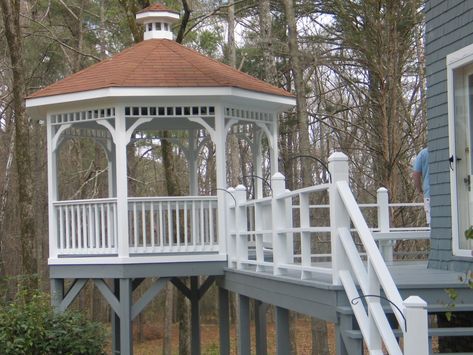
[328,152,350,285]
[114,106,129,258]
[404,296,428,355]
[107,138,117,197]
[253,128,263,199]
[270,116,279,176]
[377,187,392,262]
[234,185,248,269]
[214,104,227,254]
[47,115,58,259]
[271,172,287,275]
[188,130,199,196]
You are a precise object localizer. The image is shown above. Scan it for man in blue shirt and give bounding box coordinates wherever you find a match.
[413,147,430,224]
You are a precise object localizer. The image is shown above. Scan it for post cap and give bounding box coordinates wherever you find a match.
[328,152,348,162]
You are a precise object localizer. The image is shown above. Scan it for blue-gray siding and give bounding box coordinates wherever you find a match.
[425,0,473,271]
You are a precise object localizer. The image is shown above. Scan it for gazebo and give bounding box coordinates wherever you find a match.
[25,4,295,353]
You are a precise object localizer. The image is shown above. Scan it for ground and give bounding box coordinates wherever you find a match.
[131,319,336,355]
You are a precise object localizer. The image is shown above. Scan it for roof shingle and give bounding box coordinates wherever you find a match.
[28,39,293,99]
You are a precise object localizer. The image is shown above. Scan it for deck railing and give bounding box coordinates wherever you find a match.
[128,197,218,253]
[54,198,118,255]
[52,196,218,257]
[225,152,429,355]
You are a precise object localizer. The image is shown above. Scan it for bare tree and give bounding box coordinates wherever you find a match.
[0,0,38,291]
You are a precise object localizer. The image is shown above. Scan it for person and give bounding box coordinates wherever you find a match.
[412,147,430,225]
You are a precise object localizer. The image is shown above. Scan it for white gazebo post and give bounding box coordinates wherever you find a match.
[188,129,199,196]
[114,106,129,258]
[214,104,228,255]
[252,128,264,199]
[47,114,58,259]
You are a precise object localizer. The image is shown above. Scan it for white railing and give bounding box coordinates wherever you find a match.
[330,152,428,355]
[53,196,218,257]
[128,197,218,254]
[225,152,429,355]
[226,176,332,278]
[54,198,118,255]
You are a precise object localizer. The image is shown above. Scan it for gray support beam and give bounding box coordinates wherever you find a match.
[94,279,120,314]
[255,301,268,355]
[238,294,251,355]
[119,278,133,355]
[219,287,230,355]
[50,278,64,311]
[191,276,201,355]
[275,306,290,355]
[132,278,167,320]
[58,279,87,313]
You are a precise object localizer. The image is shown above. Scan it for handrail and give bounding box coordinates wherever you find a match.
[337,180,405,332]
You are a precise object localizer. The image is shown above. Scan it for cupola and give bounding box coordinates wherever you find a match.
[136,3,180,40]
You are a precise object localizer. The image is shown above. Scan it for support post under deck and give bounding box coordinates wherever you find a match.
[112,279,120,354]
[255,300,268,355]
[191,276,201,355]
[50,278,64,311]
[275,306,290,355]
[238,294,251,355]
[119,279,133,355]
[219,287,230,355]
[336,313,362,355]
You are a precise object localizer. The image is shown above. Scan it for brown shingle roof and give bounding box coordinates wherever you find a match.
[28,39,293,99]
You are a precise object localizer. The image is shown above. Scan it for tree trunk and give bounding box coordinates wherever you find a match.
[283,0,311,188]
[0,0,38,291]
[259,0,278,85]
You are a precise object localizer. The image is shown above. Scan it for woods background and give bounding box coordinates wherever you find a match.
[0,0,426,354]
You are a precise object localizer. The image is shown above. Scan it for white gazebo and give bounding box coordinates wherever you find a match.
[26,3,295,268]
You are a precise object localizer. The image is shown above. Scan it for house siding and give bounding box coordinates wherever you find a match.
[426,0,473,271]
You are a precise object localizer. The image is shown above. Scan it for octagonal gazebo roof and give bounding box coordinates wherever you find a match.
[26,3,295,118]
[28,39,293,100]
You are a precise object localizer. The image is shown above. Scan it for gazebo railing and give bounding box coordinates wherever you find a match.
[52,196,219,257]
[54,198,118,255]
[128,197,218,253]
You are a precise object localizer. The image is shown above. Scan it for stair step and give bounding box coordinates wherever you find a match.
[344,327,473,339]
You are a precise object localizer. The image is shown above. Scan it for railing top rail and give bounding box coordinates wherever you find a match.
[127,196,218,202]
[238,196,272,208]
[275,183,330,200]
[336,180,405,331]
[54,197,118,206]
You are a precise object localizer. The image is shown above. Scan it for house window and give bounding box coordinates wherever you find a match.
[148,23,152,31]
[447,43,473,257]
[164,23,169,31]
[156,23,161,30]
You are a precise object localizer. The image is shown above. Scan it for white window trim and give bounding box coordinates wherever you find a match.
[447,43,473,257]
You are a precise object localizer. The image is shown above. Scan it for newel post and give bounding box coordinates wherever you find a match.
[271,173,287,276]
[234,185,248,269]
[403,296,428,355]
[226,187,236,268]
[328,152,350,285]
[377,187,393,262]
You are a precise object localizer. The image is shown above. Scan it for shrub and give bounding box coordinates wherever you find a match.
[0,291,106,355]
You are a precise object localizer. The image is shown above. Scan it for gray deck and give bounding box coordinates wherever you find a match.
[219,261,473,321]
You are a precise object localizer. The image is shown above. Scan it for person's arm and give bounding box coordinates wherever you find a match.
[413,171,423,195]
